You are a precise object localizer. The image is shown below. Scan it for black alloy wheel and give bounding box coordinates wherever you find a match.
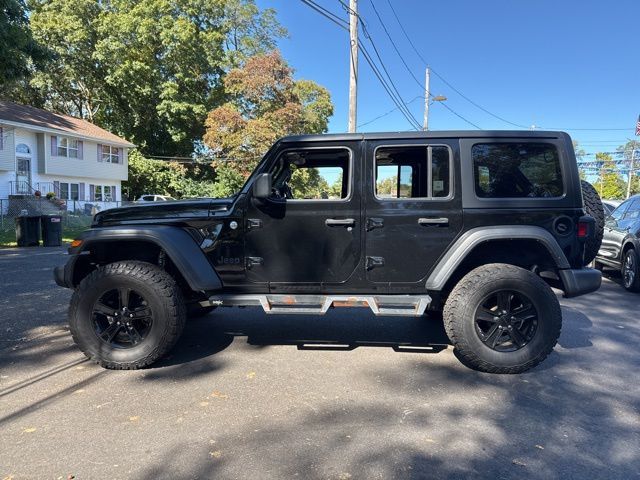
[474,290,538,352]
[92,287,153,348]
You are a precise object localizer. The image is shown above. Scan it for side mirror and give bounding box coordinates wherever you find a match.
[253,173,272,199]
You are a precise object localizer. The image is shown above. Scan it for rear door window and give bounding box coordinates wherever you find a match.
[473,143,563,198]
[375,145,452,199]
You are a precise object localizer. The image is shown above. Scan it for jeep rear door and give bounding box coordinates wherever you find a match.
[363,139,463,287]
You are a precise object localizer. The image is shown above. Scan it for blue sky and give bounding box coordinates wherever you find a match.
[256,0,639,156]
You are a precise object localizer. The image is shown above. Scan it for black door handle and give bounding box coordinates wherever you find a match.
[418,217,449,226]
[326,218,356,227]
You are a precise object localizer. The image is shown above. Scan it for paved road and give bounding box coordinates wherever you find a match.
[0,247,639,479]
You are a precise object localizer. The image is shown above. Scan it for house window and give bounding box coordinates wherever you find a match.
[94,185,115,201]
[102,145,120,163]
[57,137,79,158]
[58,182,79,200]
[16,143,31,154]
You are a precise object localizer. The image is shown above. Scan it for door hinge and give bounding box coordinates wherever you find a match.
[366,256,385,270]
[246,257,264,269]
[366,217,384,231]
[247,218,262,230]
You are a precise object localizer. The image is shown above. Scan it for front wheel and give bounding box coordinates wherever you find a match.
[69,261,186,369]
[443,263,562,374]
[622,249,640,292]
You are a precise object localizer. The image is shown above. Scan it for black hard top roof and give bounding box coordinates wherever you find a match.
[279,130,569,143]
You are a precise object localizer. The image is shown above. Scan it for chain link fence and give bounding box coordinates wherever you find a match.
[0,198,132,242]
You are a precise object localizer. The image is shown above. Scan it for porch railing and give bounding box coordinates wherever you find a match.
[36,182,61,196]
[9,181,38,195]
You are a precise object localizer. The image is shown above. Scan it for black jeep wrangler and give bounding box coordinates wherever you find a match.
[55,131,604,374]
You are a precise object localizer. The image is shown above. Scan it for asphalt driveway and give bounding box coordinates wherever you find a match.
[0,247,638,479]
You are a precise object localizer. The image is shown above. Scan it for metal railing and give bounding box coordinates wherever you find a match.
[9,181,38,195]
[35,182,60,197]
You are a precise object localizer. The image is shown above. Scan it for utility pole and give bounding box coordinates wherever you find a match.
[626,146,636,199]
[423,66,430,131]
[347,0,358,133]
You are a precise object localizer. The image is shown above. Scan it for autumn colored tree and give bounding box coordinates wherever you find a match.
[203,50,333,196]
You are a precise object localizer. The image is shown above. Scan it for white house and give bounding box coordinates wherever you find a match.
[0,100,135,206]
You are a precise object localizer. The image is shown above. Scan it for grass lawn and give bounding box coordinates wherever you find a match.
[0,225,88,248]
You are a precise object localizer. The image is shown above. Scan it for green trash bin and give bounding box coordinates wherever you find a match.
[41,215,63,247]
[15,215,41,247]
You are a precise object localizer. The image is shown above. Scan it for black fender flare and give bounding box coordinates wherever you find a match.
[425,225,570,290]
[66,226,222,292]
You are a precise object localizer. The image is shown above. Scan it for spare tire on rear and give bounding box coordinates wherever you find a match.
[580,180,604,265]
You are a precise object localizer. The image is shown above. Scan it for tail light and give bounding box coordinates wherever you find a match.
[577,221,589,239]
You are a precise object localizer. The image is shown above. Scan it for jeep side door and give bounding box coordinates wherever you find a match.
[363,139,463,288]
[244,141,362,289]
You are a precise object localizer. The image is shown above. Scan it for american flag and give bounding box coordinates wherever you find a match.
[636,114,640,136]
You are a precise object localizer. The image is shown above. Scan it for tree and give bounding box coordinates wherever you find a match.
[595,152,626,200]
[203,50,333,194]
[617,140,640,196]
[0,0,48,85]
[377,175,398,196]
[14,0,285,157]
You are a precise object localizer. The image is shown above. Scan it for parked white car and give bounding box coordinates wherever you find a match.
[135,194,175,202]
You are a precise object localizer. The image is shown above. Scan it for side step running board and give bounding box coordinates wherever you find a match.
[201,294,431,317]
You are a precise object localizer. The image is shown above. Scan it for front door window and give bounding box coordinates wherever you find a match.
[16,158,31,194]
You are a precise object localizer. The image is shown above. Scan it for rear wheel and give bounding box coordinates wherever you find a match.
[444,263,561,374]
[622,249,640,292]
[69,261,186,369]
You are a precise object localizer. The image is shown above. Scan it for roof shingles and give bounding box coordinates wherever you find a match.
[0,100,134,147]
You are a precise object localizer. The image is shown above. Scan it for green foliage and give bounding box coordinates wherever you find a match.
[289,166,330,199]
[377,175,398,196]
[595,153,626,200]
[0,0,48,85]
[8,0,285,157]
[124,149,242,199]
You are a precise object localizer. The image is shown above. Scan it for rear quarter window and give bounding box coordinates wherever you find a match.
[473,143,564,198]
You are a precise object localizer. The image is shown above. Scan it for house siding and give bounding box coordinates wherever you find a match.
[45,134,128,181]
[0,123,16,171]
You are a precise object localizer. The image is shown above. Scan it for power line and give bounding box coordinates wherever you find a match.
[381,0,637,133]
[358,95,423,128]
[338,0,422,129]
[366,0,481,129]
[365,0,424,91]
[301,0,421,130]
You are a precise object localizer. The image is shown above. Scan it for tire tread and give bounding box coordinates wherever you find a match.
[69,261,186,370]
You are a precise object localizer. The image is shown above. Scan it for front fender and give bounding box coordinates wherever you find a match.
[58,226,222,292]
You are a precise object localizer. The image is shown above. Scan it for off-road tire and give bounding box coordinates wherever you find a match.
[622,248,640,292]
[581,180,604,265]
[443,263,562,374]
[69,261,186,369]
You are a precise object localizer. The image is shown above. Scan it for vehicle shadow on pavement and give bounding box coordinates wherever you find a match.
[151,308,452,370]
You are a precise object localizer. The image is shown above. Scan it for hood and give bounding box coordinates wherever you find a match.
[92,198,233,226]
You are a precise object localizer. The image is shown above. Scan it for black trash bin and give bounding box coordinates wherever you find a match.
[15,216,41,247]
[41,215,63,247]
